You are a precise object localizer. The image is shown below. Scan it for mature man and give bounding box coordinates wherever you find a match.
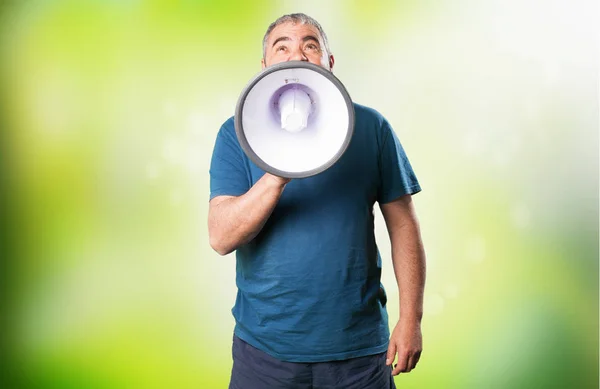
[209,13,426,389]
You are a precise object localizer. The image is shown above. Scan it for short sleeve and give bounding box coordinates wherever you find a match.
[209,120,251,200]
[377,119,421,204]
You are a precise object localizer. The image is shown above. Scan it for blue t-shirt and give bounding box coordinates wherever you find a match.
[209,103,421,362]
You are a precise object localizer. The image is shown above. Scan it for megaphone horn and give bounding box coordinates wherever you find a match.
[235,61,355,179]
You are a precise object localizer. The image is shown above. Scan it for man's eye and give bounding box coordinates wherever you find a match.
[306,44,319,50]
[277,46,287,52]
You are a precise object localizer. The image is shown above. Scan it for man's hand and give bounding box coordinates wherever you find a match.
[264,172,292,186]
[385,319,422,375]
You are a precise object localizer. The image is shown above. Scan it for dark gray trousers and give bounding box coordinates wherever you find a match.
[229,335,397,389]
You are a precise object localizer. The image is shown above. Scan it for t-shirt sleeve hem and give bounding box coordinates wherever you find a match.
[209,189,246,201]
[377,183,422,204]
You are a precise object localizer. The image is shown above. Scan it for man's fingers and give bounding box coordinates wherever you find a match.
[405,350,422,373]
[392,350,408,376]
[385,342,397,366]
[410,350,422,370]
[406,354,416,372]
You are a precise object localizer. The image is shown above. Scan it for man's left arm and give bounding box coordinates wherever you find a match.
[380,194,426,376]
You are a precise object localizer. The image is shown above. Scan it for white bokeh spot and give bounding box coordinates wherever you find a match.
[425,293,445,316]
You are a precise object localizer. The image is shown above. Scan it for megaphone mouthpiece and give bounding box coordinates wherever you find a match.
[279,87,312,133]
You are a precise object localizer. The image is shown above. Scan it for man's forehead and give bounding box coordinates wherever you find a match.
[267,22,322,43]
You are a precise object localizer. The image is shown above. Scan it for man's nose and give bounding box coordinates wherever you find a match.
[289,48,308,61]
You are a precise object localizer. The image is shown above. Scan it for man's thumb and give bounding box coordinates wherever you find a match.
[385,342,396,365]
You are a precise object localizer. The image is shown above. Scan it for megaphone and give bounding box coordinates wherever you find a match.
[235,61,355,179]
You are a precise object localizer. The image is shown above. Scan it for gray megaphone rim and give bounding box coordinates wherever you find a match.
[235,61,355,179]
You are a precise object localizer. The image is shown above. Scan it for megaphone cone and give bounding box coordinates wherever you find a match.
[235,61,355,179]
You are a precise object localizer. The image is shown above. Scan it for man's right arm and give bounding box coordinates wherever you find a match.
[208,173,290,256]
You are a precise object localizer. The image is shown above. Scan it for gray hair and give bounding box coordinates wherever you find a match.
[262,13,331,60]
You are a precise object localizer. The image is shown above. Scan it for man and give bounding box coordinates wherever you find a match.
[209,13,426,389]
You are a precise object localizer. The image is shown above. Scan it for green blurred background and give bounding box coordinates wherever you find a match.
[0,0,597,388]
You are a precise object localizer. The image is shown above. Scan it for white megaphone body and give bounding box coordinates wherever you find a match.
[235,61,355,178]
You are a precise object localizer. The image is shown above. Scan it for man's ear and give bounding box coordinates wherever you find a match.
[328,54,335,71]
[261,58,266,69]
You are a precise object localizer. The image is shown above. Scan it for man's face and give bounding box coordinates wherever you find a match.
[262,22,334,70]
